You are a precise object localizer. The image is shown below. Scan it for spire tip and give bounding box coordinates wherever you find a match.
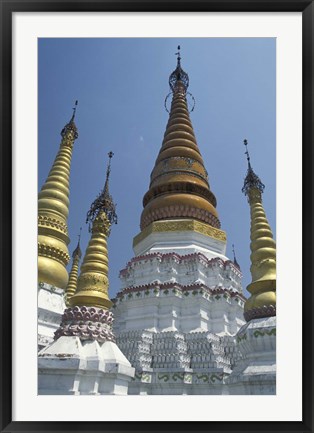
[60,102,79,139]
[232,243,240,269]
[86,151,118,230]
[244,138,251,167]
[78,226,82,243]
[242,139,265,197]
[169,45,189,93]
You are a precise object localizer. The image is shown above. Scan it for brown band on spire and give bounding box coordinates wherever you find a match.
[140,52,220,231]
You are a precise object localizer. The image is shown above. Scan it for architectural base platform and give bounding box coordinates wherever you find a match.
[38,282,66,350]
[115,328,241,395]
[226,316,276,395]
[38,336,135,395]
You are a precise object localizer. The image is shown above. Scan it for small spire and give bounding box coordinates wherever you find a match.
[72,227,82,259]
[61,100,79,139]
[86,151,118,231]
[169,45,189,93]
[232,243,240,269]
[242,139,265,197]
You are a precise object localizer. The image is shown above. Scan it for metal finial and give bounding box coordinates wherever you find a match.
[241,139,265,197]
[78,226,82,243]
[175,45,181,64]
[169,45,189,93]
[61,101,79,139]
[104,151,114,193]
[72,100,78,120]
[107,151,114,175]
[86,151,118,231]
[243,139,251,167]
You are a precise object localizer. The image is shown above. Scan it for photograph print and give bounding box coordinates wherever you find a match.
[37,37,276,395]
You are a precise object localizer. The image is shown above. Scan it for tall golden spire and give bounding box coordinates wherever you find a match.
[242,139,276,321]
[69,152,117,310]
[65,228,82,306]
[140,46,220,231]
[38,101,79,289]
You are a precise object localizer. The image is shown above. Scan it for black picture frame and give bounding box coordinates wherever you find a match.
[1,1,313,432]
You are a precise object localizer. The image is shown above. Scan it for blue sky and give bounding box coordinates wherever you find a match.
[38,38,276,298]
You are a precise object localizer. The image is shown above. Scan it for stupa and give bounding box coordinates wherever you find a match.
[37,48,276,395]
[38,102,78,350]
[38,153,134,395]
[112,48,248,394]
[226,140,276,394]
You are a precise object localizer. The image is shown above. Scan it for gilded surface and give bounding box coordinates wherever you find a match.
[65,255,80,306]
[38,215,68,234]
[244,186,276,319]
[38,121,78,289]
[151,156,207,182]
[38,243,70,266]
[140,78,220,230]
[69,211,112,309]
[133,219,226,247]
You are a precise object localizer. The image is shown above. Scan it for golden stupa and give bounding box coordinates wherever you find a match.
[69,152,117,310]
[65,230,82,306]
[242,140,276,321]
[38,102,79,289]
[140,47,221,233]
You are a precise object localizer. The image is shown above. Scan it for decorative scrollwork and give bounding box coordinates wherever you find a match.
[38,243,70,266]
[54,306,115,343]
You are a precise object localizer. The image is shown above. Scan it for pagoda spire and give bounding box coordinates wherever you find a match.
[140,47,220,231]
[232,243,240,270]
[69,152,117,309]
[38,101,79,289]
[65,228,82,306]
[242,139,276,321]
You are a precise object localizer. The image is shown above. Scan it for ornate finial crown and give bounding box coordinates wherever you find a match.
[72,227,82,259]
[169,45,189,93]
[242,139,265,197]
[86,151,118,231]
[61,100,79,139]
[61,101,78,140]
[232,243,240,269]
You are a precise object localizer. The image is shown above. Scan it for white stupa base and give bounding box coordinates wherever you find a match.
[38,336,135,395]
[38,282,66,350]
[226,316,276,395]
[114,289,245,335]
[128,368,229,395]
[115,329,242,395]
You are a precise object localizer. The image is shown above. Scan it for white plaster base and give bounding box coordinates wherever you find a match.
[38,336,135,395]
[116,329,241,395]
[38,282,66,350]
[226,316,276,395]
[128,368,228,395]
[114,290,245,335]
[134,226,227,259]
